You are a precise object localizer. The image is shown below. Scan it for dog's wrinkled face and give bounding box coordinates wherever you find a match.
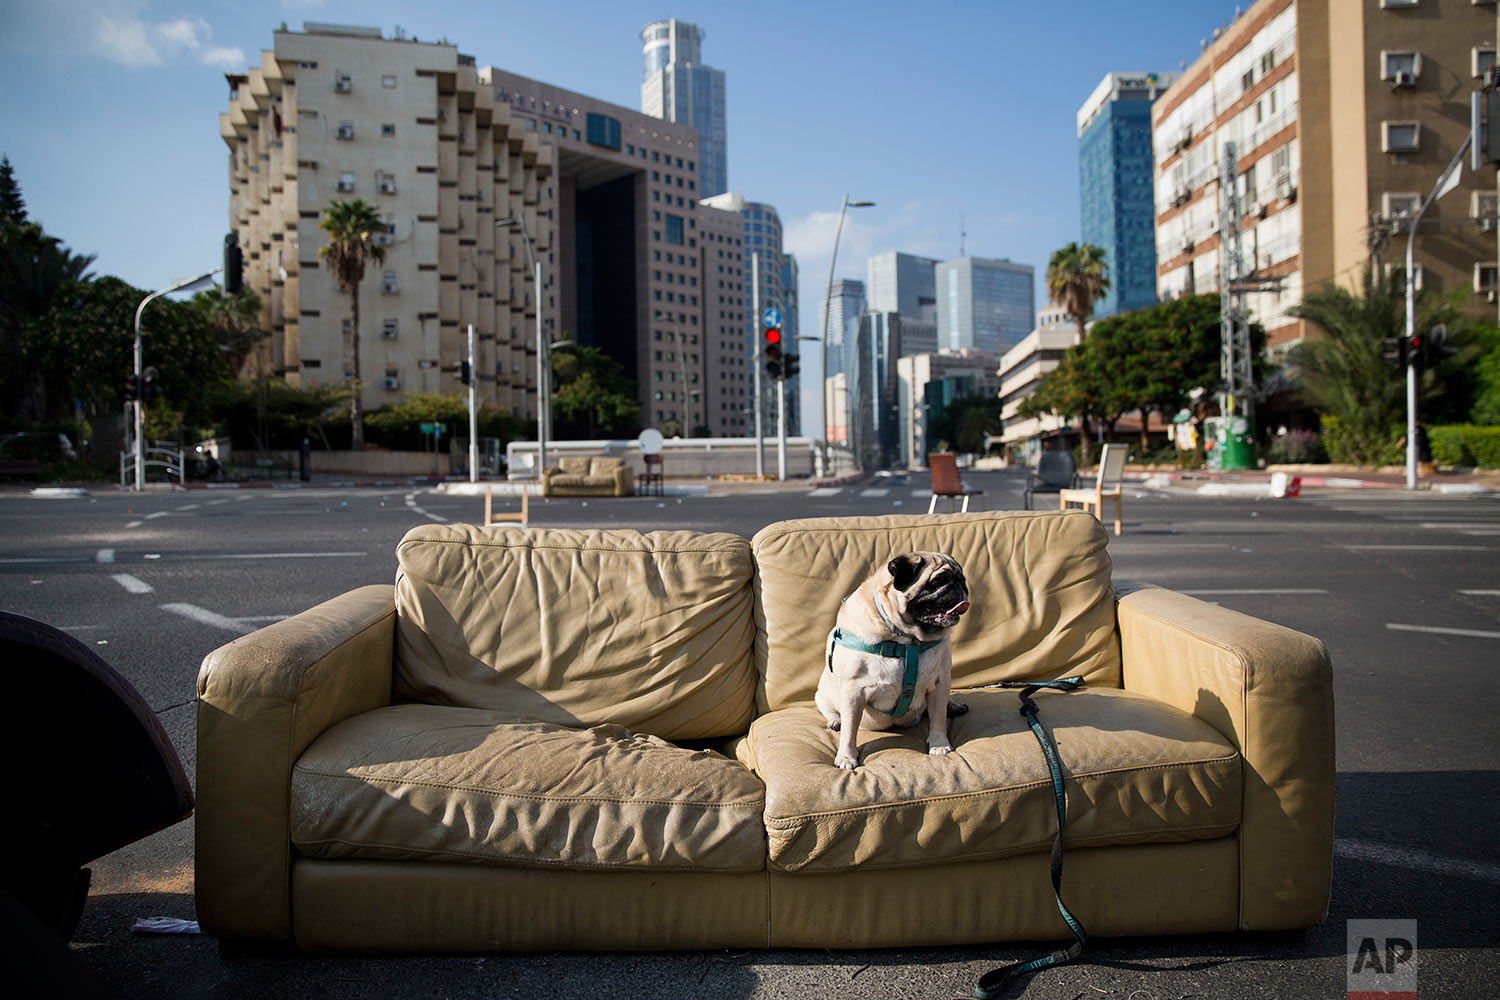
[885,552,970,630]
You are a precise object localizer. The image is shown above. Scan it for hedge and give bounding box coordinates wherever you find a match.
[1428,424,1500,469]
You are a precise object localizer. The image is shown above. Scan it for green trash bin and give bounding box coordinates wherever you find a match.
[1209,416,1257,471]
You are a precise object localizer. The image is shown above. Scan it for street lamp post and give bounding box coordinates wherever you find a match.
[497,216,548,476]
[820,196,874,476]
[133,268,220,491]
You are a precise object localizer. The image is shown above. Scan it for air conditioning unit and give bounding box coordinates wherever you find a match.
[381,281,399,294]
[1181,239,1196,254]
[336,177,355,193]
[382,374,401,391]
[336,122,355,140]
[373,232,393,247]
[379,177,397,194]
[1392,70,1416,87]
[382,320,399,339]
[1482,218,1497,233]
[335,73,353,93]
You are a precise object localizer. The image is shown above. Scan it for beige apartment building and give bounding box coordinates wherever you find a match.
[1152,0,1496,350]
[223,23,748,436]
[998,307,1078,463]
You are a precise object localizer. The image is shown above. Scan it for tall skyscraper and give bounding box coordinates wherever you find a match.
[935,257,1035,354]
[866,251,939,355]
[822,278,866,378]
[641,19,728,197]
[1077,71,1179,318]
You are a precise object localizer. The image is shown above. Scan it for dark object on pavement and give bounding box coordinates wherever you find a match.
[0,612,194,940]
[1023,450,1078,510]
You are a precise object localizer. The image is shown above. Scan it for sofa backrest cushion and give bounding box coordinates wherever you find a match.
[750,511,1120,713]
[558,456,591,475]
[394,525,757,739]
[589,456,625,476]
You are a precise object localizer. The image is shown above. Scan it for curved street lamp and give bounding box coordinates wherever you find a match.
[133,268,220,491]
[820,196,874,474]
[497,216,549,475]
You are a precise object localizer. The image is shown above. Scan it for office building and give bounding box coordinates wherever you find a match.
[641,19,728,198]
[822,278,865,379]
[1078,71,1180,318]
[1152,0,1497,350]
[224,23,748,437]
[866,251,939,355]
[222,24,553,416]
[998,307,1078,463]
[844,311,903,468]
[935,256,1035,354]
[896,349,1001,468]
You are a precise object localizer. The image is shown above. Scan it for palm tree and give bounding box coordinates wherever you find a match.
[1046,242,1110,344]
[319,198,385,449]
[195,286,263,376]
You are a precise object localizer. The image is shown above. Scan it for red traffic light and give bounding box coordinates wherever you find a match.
[765,328,781,344]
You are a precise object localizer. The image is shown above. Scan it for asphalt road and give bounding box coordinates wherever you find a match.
[2,469,1498,999]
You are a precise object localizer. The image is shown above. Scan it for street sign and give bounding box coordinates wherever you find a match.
[420,423,433,434]
[762,307,782,329]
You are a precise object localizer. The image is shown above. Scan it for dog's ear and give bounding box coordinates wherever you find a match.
[887,554,924,592]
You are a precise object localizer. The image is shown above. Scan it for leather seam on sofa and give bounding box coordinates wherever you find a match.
[761,753,1241,825]
[398,539,744,556]
[291,763,766,808]
[293,837,769,873]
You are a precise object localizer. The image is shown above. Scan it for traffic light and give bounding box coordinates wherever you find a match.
[764,327,782,379]
[459,360,472,386]
[124,374,139,402]
[1382,337,1409,368]
[141,367,162,402]
[1407,333,1424,367]
[1424,323,1456,367]
[784,353,800,380]
[224,232,243,295]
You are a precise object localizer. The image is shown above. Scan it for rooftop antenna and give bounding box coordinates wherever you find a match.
[959,213,967,257]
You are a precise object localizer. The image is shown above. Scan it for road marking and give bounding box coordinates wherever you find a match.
[1181,588,1329,595]
[159,603,252,634]
[173,551,367,561]
[205,498,230,506]
[124,521,142,528]
[144,511,170,520]
[95,548,115,563]
[0,556,89,564]
[808,487,843,497]
[1335,838,1500,886]
[859,488,890,498]
[175,503,200,511]
[1458,589,1500,596]
[1341,544,1494,551]
[1386,622,1500,640]
[403,490,448,523]
[111,573,154,594]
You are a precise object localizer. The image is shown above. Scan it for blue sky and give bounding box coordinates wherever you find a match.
[0,0,1244,431]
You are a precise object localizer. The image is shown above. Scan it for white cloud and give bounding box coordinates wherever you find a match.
[39,3,243,70]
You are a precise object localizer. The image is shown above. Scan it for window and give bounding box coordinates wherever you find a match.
[1475,262,1499,295]
[1381,121,1421,152]
[1260,50,1277,76]
[1474,190,1499,231]
[665,214,684,245]
[1379,0,1419,6]
[382,74,396,88]
[1383,192,1421,231]
[1381,50,1421,83]
[335,72,352,93]
[1241,68,1255,93]
[336,120,354,140]
[382,123,396,137]
[585,112,621,150]
[382,319,399,339]
[1475,47,1497,79]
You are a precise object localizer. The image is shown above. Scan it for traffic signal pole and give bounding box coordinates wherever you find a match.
[751,253,765,480]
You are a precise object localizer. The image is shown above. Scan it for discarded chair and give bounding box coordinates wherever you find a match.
[1059,442,1127,535]
[640,453,664,497]
[484,486,529,526]
[1023,450,1078,510]
[926,452,984,513]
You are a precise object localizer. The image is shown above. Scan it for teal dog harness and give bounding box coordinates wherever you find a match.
[829,628,942,718]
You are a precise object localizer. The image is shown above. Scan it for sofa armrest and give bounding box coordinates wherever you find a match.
[614,466,636,496]
[1115,581,1334,931]
[195,585,396,941]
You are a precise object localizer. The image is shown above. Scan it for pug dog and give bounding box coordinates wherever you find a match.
[816,552,971,769]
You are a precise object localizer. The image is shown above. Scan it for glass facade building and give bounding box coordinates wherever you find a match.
[935,257,1034,354]
[641,20,728,198]
[1077,72,1179,318]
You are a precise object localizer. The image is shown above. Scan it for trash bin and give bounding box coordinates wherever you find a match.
[1207,416,1257,471]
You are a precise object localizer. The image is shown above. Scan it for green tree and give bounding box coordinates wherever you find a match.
[1046,242,1110,344]
[929,394,1001,455]
[0,155,26,224]
[1287,266,1471,464]
[550,345,641,437]
[0,219,96,421]
[194,286,264,377]
[319,198,385,450]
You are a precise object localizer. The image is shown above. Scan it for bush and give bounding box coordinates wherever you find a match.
[1428,424,1500,469]
[1318,415,1404,466]
[1265,429,1327,465]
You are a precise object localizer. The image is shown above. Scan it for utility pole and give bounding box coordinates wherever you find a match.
[1217,141,1253,425]
[751,251,765,479]
[466,323,477,483]
[776,370,788,481]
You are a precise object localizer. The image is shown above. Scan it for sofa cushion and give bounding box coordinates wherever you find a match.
[395,525,756,739]
[743,687,1240,874]
[589,456,625,476]
[751,512,1120,712]
[291,704,767,873]
[558,456,591,475]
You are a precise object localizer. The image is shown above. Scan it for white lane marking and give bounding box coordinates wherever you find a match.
[174,551,367,561]
[1386,623,1500,640]
[859,488,890,498]
[1418,522,1500,529]
[124,521,143,528]
[95,548,115,563]
[159,603,252,634]
[144,511,170,520]
[175,503,200,511]
[111,574,154,594]
[1458,589,1500,596]
[1181,588,1329,595]
[808,487,843,497]
[1342,544,1494,551]
[206,499,230,506]
[1335,838,1500,886]
[403,490,448,522]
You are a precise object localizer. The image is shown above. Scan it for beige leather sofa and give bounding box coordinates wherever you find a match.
[195,511,1333,952]
[540,455,634,497]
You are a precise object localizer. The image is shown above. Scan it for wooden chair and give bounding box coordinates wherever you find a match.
[926,452,984,513]
[640,453,664,497]
[1059,443,1127,535]
[483,486,529,526]
[1023,450,1078,510]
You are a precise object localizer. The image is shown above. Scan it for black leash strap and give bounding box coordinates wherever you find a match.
[959,676,1087,999]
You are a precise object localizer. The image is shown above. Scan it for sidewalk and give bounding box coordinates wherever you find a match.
[1125,463,1499,495]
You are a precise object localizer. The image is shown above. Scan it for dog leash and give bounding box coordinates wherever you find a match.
[828,628,942,718]
[957,676,1087,999]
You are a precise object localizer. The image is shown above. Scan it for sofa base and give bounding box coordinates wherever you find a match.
[289,838,1239,952]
